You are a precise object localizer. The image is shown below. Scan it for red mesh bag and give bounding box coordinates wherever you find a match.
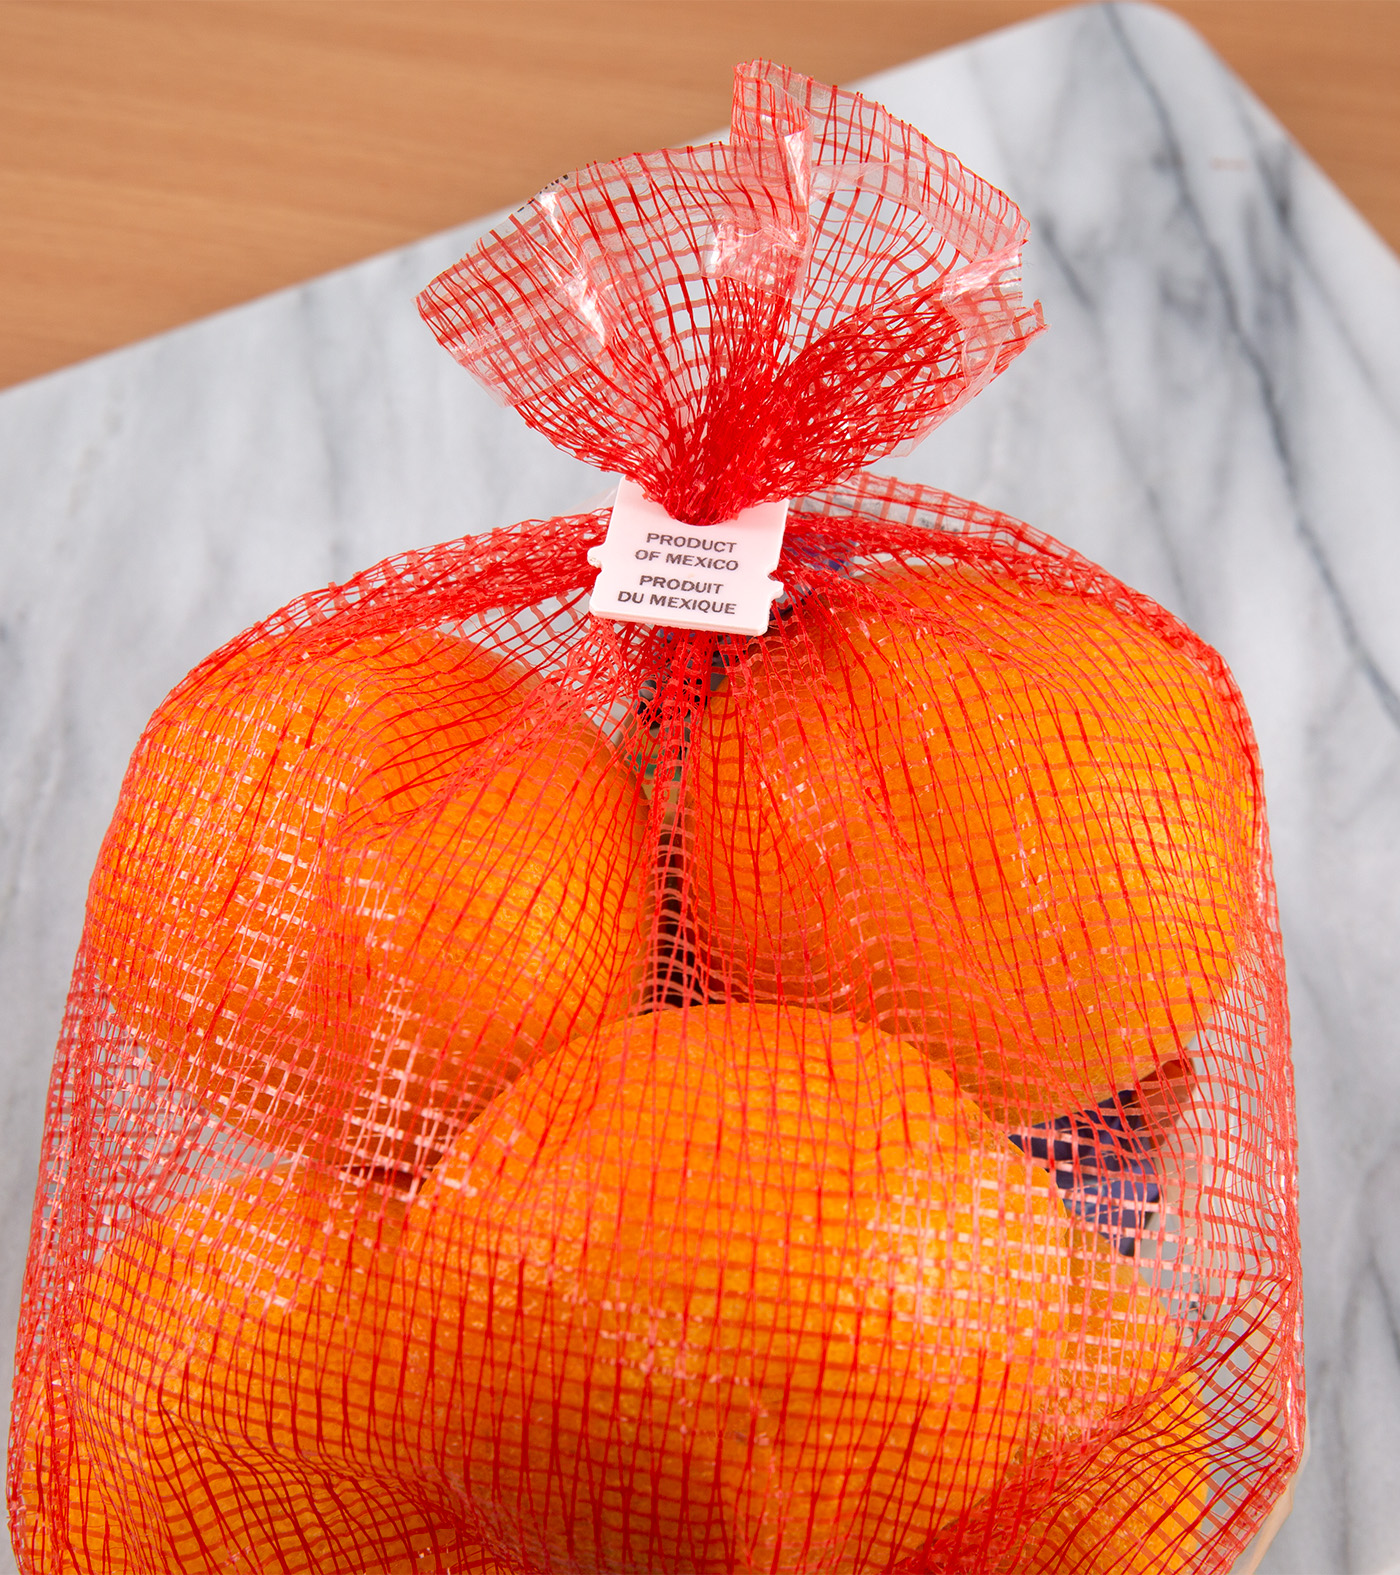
[10,60,1302,1575]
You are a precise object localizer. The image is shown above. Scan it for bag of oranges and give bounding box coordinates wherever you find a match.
[10,60,1302,1575]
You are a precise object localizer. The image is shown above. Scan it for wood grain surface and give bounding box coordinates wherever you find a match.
[2,0,1397,391]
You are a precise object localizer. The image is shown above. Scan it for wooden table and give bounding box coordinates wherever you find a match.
[2,0,1397,392]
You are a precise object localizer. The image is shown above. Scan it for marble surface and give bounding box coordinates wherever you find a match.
[2,2,1397,1570]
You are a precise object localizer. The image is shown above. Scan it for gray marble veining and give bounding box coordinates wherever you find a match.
[2,3,1397,1570]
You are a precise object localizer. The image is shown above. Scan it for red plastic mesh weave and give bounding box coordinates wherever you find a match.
[11,61,1301,1575]
[417,61,1041,526]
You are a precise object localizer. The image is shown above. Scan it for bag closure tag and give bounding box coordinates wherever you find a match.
[587,478,787,637]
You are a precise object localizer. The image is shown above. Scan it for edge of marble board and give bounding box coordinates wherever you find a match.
[6,0,1326,406]
[6,0,1393,415]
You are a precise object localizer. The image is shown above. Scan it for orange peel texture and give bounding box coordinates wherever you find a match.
[26,1009,1199,1575]
[688,563,1257,1124]
[1015,1374,1213,1574]
[397,1002,1186,1575]
[85,629,649,1175]
[19,1171,479,1575]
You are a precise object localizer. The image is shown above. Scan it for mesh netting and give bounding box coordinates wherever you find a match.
[11,61,1300,1575]
[416,62,1041,527]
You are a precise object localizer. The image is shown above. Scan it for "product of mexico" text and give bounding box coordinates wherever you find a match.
[587,483,787,636]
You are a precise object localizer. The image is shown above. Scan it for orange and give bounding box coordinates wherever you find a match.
[23,1011,1197,1575]
[919,1233,1214,1572]
[1023,1230,1214,1573]
[1014,1372,1213,1573]
[25,1167,485,1574]
[688,563,1256,1124]
[86,628,649,1175]
[396,1003,1186,1575]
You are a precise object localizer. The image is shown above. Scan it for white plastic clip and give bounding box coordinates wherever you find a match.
[586,478,788,637]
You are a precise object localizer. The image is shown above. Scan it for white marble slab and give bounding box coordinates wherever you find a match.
[2,2,1397,1570]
